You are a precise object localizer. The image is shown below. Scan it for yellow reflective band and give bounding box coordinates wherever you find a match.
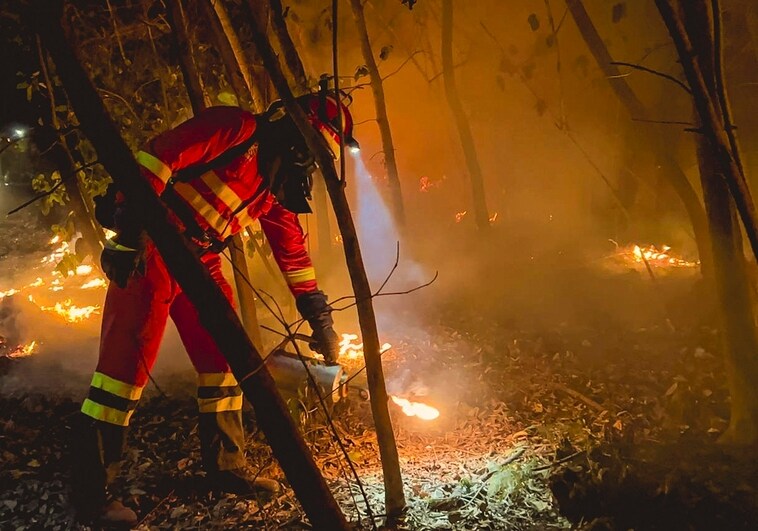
[197,372,239,387]
[201,171,244,212]
[284,267,317,285]
[81,399,134,426]
[136,151,172,184]
[91,372,143,401]
[198,395,244,413]
[174,182,228,235]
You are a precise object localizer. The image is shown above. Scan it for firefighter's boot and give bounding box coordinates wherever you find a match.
[198,407,279,495]
[69,413,138,526]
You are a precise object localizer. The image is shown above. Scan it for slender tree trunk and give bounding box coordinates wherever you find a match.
[441,0,489,230]
[349,0,406,227]
[206,0,265,111]
[165,0,208,112]
[35,2,349,527]
[249,3,407,518]
[656,0,758,444]
[565,0,714,280]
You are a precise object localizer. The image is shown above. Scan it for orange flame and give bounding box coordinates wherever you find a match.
[390,396,440,420]
[630,244,698,268]
[455,211,467,223]
[29,296,100,323]
[338,333,391,360]
[9,341,37,359]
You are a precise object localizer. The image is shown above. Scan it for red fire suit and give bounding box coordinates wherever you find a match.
[81,106,319,469]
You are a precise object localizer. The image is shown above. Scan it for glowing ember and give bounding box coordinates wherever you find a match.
[390,396,440,420]
[28,277,44,288]
[80,277,107,289]
[630,244,699,268]
[0,288,20,299]
[455,211,467,223]
[489,212,499,223]
[8,341,37,359]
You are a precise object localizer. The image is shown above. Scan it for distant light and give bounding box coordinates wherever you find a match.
[349,145,361,155]
[13,127,27,139]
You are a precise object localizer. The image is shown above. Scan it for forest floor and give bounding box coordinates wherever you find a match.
[1,208,758,530]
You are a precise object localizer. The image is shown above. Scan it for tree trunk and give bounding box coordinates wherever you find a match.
[205,0,266,111]
[165,0,208,112]
[35,2,349,528]
[249,2,407,519]
[441,0,490,230]
[565,0,714,281]
[656,0,758,444]
[349,0,406,227]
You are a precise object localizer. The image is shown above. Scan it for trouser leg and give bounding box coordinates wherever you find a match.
[170,253,245,472]
[72,247,172,516]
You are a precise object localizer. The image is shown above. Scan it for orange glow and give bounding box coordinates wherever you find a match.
[29,296,100,323]
[390,396,440,420]
[630,244,699,268]
[9,341,37,358]
[80,278,107,289]
[455,211,467,223]
[489,212,498,223]
[337,333,391,360]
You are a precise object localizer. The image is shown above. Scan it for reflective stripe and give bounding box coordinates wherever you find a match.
[198,395,243,413]
[201,171,244,213]
[174,182,228,235]
[284,267,317,286]
[91,372,143,401]
[136,151,172,184]
[81,398,134,426]
[197,372,238,387]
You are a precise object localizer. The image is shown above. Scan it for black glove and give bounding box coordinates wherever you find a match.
[296,290,340,364]
[100,237,146,289]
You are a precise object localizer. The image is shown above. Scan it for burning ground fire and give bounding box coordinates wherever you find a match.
[609,241,700,270]
[336,333,440,421]
[1,236,106,359]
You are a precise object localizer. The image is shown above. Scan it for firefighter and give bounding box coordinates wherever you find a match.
[70,92,359,525]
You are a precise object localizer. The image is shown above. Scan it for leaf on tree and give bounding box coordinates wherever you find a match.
[527,13,540,31]
[612,2,627,23]
[379,45,393,61]
[401,0,418,10]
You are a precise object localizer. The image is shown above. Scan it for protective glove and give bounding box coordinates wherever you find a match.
[296,290,340,364]
[100,237,146,289]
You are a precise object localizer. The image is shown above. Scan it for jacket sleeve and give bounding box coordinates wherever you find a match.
[134,106,257,195]
[259,201,318,297]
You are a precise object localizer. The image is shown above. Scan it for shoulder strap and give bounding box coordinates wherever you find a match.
[172,126,260,183]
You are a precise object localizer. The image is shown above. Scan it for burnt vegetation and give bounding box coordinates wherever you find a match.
[2,0,758,530]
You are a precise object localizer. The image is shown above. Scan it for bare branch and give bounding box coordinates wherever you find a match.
[610,61,692,94]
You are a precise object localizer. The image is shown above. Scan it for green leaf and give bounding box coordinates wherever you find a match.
[217,91,238,106]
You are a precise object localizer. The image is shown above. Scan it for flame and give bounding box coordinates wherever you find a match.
[29,296,100,323]
[8,341,37,359]
[0,288,20,299]
[455,211,467,223]
[630,244,699,268]
[337,333,391,360]
[390,396,440,420]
